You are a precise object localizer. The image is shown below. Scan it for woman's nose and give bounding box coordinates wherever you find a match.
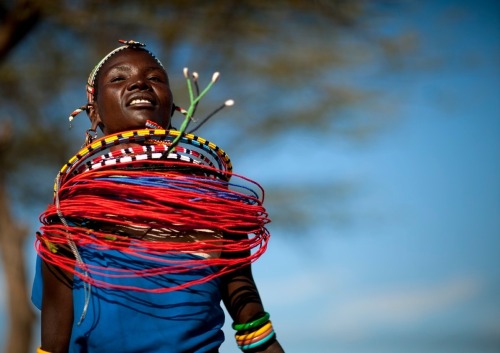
[128,77,151,91]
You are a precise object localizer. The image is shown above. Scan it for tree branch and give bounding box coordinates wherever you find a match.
[0,0,42,63]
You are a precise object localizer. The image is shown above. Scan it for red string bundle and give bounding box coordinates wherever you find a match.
[37,156,271,293]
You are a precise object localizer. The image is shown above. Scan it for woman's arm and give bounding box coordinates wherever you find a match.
[40,260,73,353]
[220,234,284,353]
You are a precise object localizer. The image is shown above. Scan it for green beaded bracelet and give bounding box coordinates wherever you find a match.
[232,312,270,332]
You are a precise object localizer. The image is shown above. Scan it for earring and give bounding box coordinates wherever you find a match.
[69,104,90,129]
[83,128,98,147]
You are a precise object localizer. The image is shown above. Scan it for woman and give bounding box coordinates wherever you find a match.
[32,40,284,353]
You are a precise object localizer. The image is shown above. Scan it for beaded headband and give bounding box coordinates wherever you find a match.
[69,39,166,123]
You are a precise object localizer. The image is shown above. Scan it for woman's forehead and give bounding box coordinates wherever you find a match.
[99,49,167,76]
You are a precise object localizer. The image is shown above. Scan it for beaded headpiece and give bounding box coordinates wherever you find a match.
[69,40,166,124]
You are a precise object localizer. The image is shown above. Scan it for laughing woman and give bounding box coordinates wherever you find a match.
[32,40,284,353]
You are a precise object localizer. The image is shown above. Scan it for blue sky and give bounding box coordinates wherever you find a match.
[219,1,500,352]
[1,1,499,352]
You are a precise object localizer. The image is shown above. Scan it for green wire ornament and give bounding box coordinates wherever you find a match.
[166,68,231,155]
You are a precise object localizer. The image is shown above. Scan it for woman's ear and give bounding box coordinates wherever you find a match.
[87,102,103,132]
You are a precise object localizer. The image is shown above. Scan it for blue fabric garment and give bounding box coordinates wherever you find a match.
[32,249,225,353]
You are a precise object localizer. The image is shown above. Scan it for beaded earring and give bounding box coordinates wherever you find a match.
[83,128,98,147]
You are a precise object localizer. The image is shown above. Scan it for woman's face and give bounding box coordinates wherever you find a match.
[92,49,173,134]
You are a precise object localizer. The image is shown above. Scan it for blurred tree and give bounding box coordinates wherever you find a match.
[0,0,416,352]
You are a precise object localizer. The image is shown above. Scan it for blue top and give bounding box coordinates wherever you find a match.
[32,249,225,353]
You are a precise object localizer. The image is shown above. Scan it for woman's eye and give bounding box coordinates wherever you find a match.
[148,76,162,82]
[110,76,125,83]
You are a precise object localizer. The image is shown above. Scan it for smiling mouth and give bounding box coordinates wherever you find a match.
[129,99,154,106]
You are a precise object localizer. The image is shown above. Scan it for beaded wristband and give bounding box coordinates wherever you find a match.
[235,321,273,341]
[232,312,270,331]
[37,347,52,353]
[236,325,274,346]
[238,331,276,351]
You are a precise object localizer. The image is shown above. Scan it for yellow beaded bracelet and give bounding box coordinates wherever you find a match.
[37,347,52,353]
[236,325,274,346]
[234,321,273,341]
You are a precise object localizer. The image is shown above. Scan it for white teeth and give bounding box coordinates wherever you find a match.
[130,99,152,105]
